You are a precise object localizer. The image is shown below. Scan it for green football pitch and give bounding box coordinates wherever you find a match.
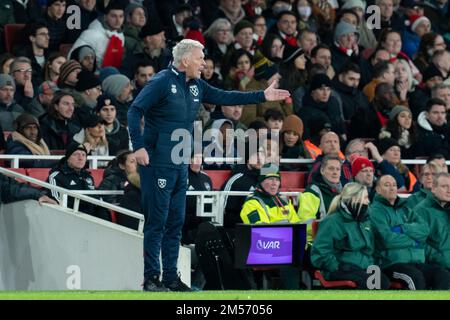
[1,290,450,300]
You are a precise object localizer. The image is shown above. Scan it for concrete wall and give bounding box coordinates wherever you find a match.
[0,201,190,290]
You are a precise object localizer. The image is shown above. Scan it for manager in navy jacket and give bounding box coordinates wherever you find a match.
[128,39,290,292]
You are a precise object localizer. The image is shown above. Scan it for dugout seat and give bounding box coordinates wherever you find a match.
[204,170,233,190]
[280,171,306,191]
[311,220,405,290]
[87,169,104,188]
[8,168,27,184]
[26,168,51,188]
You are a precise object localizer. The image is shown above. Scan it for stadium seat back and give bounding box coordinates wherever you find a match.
[26,168,51,188]
[280,171,306,190]
[4,24,26,53]
[8,168,27,184]
[87,169,104,188]
[59,43,73,57]
[204,170,233,190]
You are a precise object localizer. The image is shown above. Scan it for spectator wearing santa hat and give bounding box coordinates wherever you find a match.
[402,13,432,59]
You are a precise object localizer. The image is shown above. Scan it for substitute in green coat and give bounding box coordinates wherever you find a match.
[406,162,444,209]
[311,183,390,289]
[370,175,450,290]
[415,173,450,270]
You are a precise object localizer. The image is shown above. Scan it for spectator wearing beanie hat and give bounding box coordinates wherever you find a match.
[69,0,126,69]
[341,0,377,50]
[95,93,130,156]
[331,21,363,74]
[6,113,52,168]
[75,70,102,107]
[402,13,431,59]
[121,20,171,77]
[299,73,345,141]
[123,2,148,56]
[72,70,102,127]
[374,137,419,192]
[233,19,255,53]
[240,51,292,127]
[69,45,97,73]
[0,74,25,131]
[379,105,417,159]
[58,60,82,89]
[102,74,133,125]
[352,156,376,200]
[47,141,105,218]
[279,114,312,171]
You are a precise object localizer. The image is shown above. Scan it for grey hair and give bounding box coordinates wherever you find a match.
[203,18,234,45]
[172,39,204,68]
[431,83,450,98]
[10,56,32,74]
[433,172,450,187]
[345,138,365,157]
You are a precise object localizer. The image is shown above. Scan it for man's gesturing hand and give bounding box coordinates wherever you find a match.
[264,80,290,101]
[134,147,150,166]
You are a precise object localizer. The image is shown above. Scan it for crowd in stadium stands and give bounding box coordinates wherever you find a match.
[1,0,450,290]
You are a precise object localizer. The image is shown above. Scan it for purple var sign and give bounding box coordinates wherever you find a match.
[246,227,293,265]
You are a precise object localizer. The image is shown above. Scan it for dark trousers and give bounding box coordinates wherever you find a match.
[328,263,391,290]
[384,263,450,290]
[140,164,188,284]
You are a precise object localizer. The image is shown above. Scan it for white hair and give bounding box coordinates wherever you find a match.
[172,39,204,68]
[203,18,234,45]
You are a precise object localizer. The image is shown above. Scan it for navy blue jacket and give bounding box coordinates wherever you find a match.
[128,66,266,168]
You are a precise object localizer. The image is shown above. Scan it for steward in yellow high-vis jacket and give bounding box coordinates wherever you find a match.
[240,163,300,224]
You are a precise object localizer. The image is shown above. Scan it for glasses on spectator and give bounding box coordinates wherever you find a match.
[13,68,33,74]
[218,29,230,33]
[254,23,266,27]
[36,32,50,37]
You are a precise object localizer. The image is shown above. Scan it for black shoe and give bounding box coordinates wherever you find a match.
[165,277,193,292]
[143,276,170,292]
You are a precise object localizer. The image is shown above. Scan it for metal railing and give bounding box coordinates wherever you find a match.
[0,155,115,169]
[1,154,449,169]
[0,167,145,233]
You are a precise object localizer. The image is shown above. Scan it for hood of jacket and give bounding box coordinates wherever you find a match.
[417,111,433,131]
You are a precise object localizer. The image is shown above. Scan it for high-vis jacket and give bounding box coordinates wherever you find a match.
[128,66,266,168]
[298,175,341,243]
[240,189,300,224]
